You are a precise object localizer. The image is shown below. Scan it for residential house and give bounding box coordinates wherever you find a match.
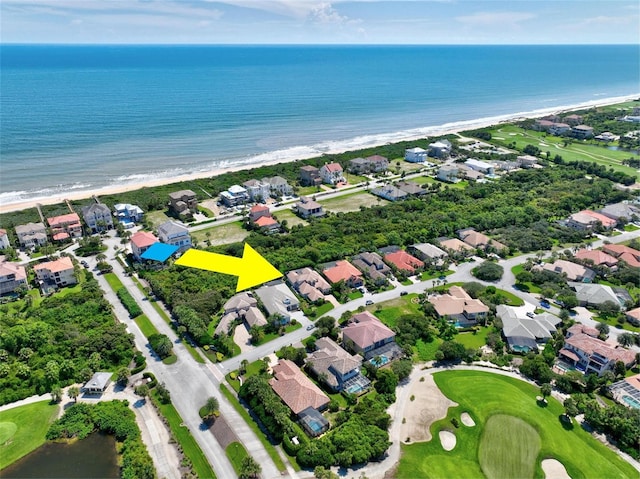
[563,114,583,126]
[457,228,507,253]
[464,159,494,175]
[572,125,594,139]
[168,190,198,218]
[599,202,640,223]
[458,165,484,181]
[569,282,625,309]
[559,326,636,376]
[81,203,114,233]
[534,119,555,131]
[594,132,618,142]
[0,230,10,250]
[574,249,618,268]
[517,155,538,168]
[244,306,268,328]
[322,260,364,288]
[269,359,330,415]
[430,286,489,327]
[15,222,48,249]
[348,158,369,174]
[294,197,324,219]
[408,243,448,264]
[438,237,475,255]
[352,252,391,284]
[549,123,571,136]
[567,210,617,230]
[263,176,294,197]
[300,165,322,186]
[254,216,280,232]
[0,257,27,295]
[602,244,640,268]
[113,203,144,227]
[405,147,427,163]
[157,221,191,253]
[437,165,459,183]
[342,311,397,359]
[319,163,345,185]
[541,259,596,282]
[428,140,452,158]
[626,307,640,326]
[34,256,76,289]
[306,337,368,392]
[83,372,112,394]
[286,267,331,303]
[396,181,426,196]
[384,250,424,274]
[47,213,82,241]
[223,291,258,315]
[248,205,271,222]
[220,185,250,207]
[243,179,271,202]
[370,184,408,202]
[130,231,159,261]
[255,281,299,322]
[348,155,389,174]
[216,292,264,335]
[496,305,561,352]
[609,373,640,409]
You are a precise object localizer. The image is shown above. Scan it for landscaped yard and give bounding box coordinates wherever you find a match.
[395,370,637,479]
[226,441,249,475]
[273,208,308,227]
[367,293,422,329]
[191,221,249,246]
[454,328,489,350]
[319,191,389,213]
[145,210,172,229]
[0,401,59,470]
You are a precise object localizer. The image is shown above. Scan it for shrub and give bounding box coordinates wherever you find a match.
[117,288,142,318]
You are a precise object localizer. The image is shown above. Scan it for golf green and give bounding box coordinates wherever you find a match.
[0,422,18,444]
[396,370,637,479]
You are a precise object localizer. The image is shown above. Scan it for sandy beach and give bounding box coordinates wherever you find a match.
[1,93,637,215]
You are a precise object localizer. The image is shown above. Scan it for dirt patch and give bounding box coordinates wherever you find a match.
[541,459,571,479]
[211,415,240,449]
[460,412,475,427]
[439,430,456,451]
[400,371,457,443]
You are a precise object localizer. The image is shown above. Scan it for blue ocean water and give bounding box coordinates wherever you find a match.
[1,44,638,205]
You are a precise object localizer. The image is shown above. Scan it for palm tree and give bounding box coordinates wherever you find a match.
[68,385,80,402]
[202,396,219,419]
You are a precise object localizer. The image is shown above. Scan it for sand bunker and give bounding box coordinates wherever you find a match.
[400,372,457,443]
[541,459,571,479]
[460,412,475,427]
[439,431,456,451]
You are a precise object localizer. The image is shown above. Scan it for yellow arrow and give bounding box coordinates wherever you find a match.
[174,243,283,292]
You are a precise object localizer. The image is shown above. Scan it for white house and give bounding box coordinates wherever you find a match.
[113,203,144,227]
[34,256,77,288]
[15,222,48,249]
[263,176,294,197]
[428,140,452,158]
[81,203,114,233]
[130,231,159,261]
[405,147,427,163]
[319,163,345,185]
[437,164,459,183]
[157,221,191,253]
[243,179,272,202]
[465,159,494,175]
[220,185,250,207]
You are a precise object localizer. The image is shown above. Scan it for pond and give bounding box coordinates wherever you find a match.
[1,432,119,478]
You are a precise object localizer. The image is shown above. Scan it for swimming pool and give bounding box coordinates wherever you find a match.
[622,395,640,409]
[369,355,390,367]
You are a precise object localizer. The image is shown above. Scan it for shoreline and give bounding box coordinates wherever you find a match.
[1,93,638,215]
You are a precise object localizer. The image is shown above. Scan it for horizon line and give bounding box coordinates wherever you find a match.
[1,42,638,47]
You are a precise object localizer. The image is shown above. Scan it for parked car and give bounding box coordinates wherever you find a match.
[526,311,535,318]
[540,300,550,309]
[80,261,89,268]
[306,324,315,331]
[400,291,409,296]
[365,300,374,306]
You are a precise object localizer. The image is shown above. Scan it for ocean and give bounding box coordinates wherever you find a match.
[1,44,638,206]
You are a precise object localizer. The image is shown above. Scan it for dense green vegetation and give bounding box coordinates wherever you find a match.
[0,279,134,405]
[117,287,142,318]
[0,400,59,470]
[46,400,155,479]
[396,370,637,479]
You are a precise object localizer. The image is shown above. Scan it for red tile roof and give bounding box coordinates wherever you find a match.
[323,162,343,173]
[565,333,636,365]
[52,232,70,241]
[47,213,81,227]
[574,249,618,266]
[255,216,278,227]
[269,359,329,415]
[34,256,74,273]
[343,311,395,351]
[131,231,158,248]
[384,250,424,273]
[250,205,269,213]
[579,210,616,228]
[323,260,362,284]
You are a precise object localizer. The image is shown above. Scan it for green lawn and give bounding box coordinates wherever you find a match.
[593,316,640,333]
[103,272,124,291]
[273,208,308,227]
[478,415,540,479]
[421,269,453,281]
[414,338,442,361]
[219,385,287,472]
[494,288,524,307]
[623,224,640,232]
[368,293,422,329]
[314,302,335,317]
[258,322,302,345]
[347,290,363,300]
[454,328,489,350]
[0,401,59,469]
[145,210,172,229]
[191,221,249,246]
[151,391,216,479]
[226,441,249,475]
[395,370,637,479]
[134,314,160,338]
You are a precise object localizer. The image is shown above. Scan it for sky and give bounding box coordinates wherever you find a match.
[1,0,639,45]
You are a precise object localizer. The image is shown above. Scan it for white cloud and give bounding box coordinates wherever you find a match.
[456,11,536,27]
[307,2,348,24]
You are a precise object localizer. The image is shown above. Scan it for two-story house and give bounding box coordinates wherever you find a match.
[342,311,396,359]
[34,256,77,289]
[263,176,293,197]
[81,203,114,233]
[319,163,345,185]
[352,252,391,284]
[130,231,158,261]
[286,267,332,303]
[295,197,324,219]
[306,337,368,392]
[168,190,198,218]
[322,260,364,288]
[0,257,27,295]
[113,203,144,227]
[157,221,191,253]
[0,230,10,250]
[220,185,250,207]
[300,165,322,186]
[15,222,48,249]
[430,286,489,327]
[243,179,272,202]
[47,213,82,241]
